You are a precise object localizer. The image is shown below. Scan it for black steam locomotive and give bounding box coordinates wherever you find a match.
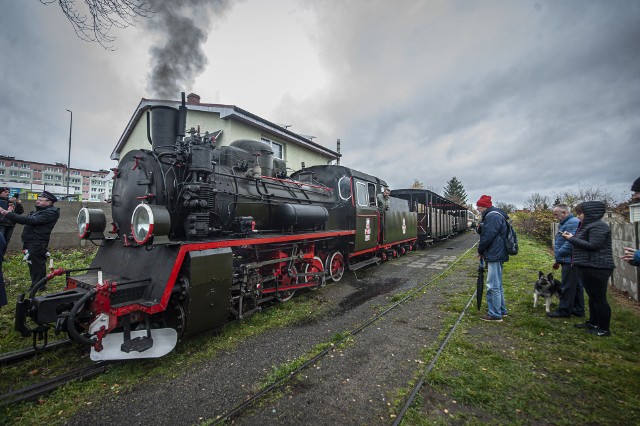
[15,96,426,360]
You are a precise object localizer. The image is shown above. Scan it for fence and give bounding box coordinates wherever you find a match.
[4,200,113,252]
[552,222,640,301]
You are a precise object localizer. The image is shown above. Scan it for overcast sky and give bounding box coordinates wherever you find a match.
[1,0,638,207]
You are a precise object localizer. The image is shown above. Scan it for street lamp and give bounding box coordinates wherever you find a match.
[66,109,72,198]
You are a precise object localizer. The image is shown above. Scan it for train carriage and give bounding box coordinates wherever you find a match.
[391,189,468,247]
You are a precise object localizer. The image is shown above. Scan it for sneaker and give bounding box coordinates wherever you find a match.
[480,314,503,322]
[574,322,596,329]
[587,328,611,337]
[547,311,570,318]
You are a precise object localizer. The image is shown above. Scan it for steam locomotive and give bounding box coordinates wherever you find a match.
[15,95,437,361]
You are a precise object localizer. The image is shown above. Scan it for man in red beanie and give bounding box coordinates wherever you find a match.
[476,194,511,322]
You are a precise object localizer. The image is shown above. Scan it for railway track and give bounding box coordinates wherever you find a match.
[212,243,478,424]
[0,362,110,407]
[0,339,72,366]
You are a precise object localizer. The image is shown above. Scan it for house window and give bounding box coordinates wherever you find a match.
[21,164,30,169]
[260,137,284,160]
[0,169,4,175]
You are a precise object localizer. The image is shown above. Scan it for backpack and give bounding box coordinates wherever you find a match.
[487,211,519,255]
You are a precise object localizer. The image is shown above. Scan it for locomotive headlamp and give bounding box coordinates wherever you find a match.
[131,204,171,245]
[77,208,107,239]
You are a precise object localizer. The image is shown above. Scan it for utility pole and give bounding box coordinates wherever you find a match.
[66,109,72,198]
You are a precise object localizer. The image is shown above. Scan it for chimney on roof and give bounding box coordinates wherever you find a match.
[187,93,201,105]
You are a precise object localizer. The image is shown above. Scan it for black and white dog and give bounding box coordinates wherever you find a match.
[533,271,562,313]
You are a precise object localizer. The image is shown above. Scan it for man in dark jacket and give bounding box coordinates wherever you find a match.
[0,191,60,289]
[548,204,584,318]
[0,186,24,254]
[476,194,509,322]
[561,201,614,337]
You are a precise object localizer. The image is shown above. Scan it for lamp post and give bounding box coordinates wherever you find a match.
[66,109,72,198]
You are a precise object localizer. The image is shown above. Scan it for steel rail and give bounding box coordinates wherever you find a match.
[213,242,478,424]
[392,283,477,425]
[0,339,72,366]
[0,362,109,407]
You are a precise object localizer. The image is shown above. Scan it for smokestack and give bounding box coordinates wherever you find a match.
[336,138,341,165]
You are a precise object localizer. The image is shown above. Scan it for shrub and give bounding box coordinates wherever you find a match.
[512,210,554,245]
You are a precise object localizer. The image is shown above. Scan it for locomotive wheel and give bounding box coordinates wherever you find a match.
[326,251,345,282]
[305,256,325,289]
[152,295,187,338]
[277,265,298,302]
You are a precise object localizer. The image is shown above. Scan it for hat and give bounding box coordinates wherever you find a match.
[476,194,493,208]
[632,176,640,192]
[40,191,58,203]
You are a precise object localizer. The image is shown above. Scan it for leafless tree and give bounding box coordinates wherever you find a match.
[39,0,154,49]
[411,179,425,189]
[494,202,517,214]
[524,193,550,211]
[554,185,620,210]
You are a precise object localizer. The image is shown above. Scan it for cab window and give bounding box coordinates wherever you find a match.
[338,176,352,201]
[356,182,369,206]
[368,183,377,207]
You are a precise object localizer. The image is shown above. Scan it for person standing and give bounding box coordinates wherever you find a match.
[621,176,640,267]
[0,187,24,254]
[476,194,510,322]
[561,201,614,337]
[0,191,60,290]
[547,204,585,318]
[0,232,7,308]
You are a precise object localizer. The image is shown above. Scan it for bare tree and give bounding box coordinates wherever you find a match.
[494,202,517,214]
[39,0,154,49]
[411,179,425,189]
[554,185,619,210]
[524,193,550,211]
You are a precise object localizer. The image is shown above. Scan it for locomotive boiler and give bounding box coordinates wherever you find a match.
[15,95,417,361]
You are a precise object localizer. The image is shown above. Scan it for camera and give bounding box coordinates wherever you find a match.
[14,193,19,199]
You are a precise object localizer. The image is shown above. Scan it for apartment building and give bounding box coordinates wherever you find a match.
[0,155,112,201]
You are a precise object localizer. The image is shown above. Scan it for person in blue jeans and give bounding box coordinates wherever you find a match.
[476,194,510,322]
[547,204,584,318]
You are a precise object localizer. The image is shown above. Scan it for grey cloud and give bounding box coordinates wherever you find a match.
[285,0,640,206]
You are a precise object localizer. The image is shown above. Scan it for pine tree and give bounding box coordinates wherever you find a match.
[443,176,468,205]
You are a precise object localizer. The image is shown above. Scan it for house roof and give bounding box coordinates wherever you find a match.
[111,98,340,161]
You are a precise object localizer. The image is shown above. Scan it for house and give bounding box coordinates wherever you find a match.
[111,93,340,172]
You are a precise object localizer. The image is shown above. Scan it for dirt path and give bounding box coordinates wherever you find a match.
[66,233,478,425]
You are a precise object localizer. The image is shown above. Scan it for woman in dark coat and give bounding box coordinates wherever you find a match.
[561,201,614,337]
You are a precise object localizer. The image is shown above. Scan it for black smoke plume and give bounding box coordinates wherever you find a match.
[145,0,234,99]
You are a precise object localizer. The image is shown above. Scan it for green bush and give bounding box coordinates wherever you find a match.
[512,210,554,245]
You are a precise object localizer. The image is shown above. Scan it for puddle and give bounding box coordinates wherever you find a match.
[339,277,405,311]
